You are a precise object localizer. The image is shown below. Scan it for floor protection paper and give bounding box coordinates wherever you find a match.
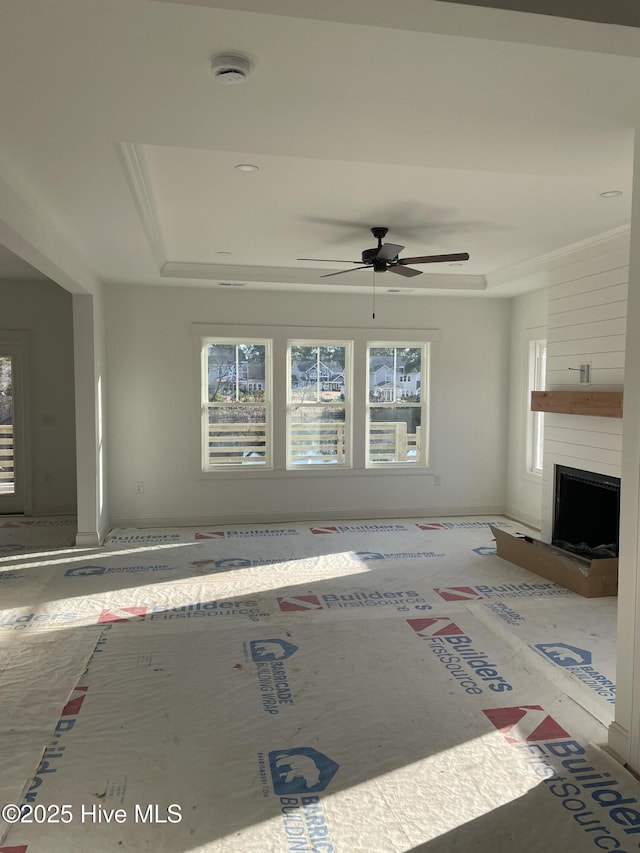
[0,627,103,842]
[0,515,629,852]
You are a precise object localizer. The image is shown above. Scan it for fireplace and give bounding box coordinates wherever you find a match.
[552,465,621,559]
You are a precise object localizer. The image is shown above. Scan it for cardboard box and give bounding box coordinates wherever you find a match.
[490,525,618,598]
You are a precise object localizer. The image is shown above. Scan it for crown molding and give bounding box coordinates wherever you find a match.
[116,142,166,270]
[485,223,630,292]
[160,260,487,291]
[117,140,486,294]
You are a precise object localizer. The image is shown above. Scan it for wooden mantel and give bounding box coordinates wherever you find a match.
[531,390,623,418]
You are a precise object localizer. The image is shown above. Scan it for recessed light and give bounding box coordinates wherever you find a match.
[600,190,623,198]
[235,163,259,173]
[217,251,232,255]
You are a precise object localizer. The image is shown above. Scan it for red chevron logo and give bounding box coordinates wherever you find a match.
[434,586,484,601]
[277,595,323,611]
[407,617,465,637]
[97,606,147,623]
[483,705,571,743]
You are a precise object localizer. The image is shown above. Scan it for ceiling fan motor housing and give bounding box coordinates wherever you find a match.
[361,248,389,271]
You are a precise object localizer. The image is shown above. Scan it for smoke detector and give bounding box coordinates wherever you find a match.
[210,53,253,84]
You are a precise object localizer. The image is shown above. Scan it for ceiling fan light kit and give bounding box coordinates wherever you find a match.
[298,226,470,278]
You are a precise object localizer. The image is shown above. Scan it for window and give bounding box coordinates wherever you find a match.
[287,342,351,467]
[197,325,436,475]
[527,339,547,475]
[202,339,271,469]
[366,344,428,466]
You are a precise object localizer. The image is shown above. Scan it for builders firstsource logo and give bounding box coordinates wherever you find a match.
[483,704,571,743]
[0,610,78,631]
[408,617,513,695]
[98,606,148,624]
[277,590,429,612]
[416,521,510,531]
[197,528,299,539]
[484,704,640,852]
[24,685,89,805]
[310,524,407,535]
[434,582,570,601]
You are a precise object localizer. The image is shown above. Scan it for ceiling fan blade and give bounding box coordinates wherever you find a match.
[389,265,423,277]
[320,266,369,278]
[298,257,361,263]
[376,242,404,262]
[399,252,470,265]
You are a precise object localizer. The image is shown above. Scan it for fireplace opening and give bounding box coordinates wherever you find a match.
[552,465,620,559]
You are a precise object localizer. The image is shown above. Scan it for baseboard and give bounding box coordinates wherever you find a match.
[503,505,541,531]
[75,517,110,547]
[31,507,77,518]
[108,505,507,530]
[607,721,630,766]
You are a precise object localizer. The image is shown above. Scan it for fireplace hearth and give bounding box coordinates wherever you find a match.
[552,465,620,559]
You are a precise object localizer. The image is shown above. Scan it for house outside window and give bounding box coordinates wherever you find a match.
[202,339,271,468]
[366,344,428,466]
[286,342,351,468]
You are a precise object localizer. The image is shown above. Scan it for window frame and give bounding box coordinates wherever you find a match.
[201,336,273,471]
[526,337,547,477]
[365,341,430,469]
[286,339,353,470]
[194,324,439,479]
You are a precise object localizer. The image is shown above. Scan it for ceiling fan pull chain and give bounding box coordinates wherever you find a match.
[372,268,376,320]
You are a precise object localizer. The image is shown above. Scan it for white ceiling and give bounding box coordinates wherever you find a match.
[1,0,640,297]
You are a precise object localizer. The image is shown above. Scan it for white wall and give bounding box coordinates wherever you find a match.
[73,288,110,545]
[104,284,511,527]
[505,286,548,528]
[540,248,628,541]
[0,278,77,515]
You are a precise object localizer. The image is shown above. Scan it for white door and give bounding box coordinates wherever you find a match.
[0,338,28,515]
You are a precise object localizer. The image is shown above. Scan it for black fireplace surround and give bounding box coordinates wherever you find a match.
[552,465,621,559]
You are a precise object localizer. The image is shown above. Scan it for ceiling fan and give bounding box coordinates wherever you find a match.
[298,227,470,278]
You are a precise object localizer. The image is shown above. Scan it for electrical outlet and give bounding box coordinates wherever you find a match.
[434,475,442,486]
[135,481,144,493]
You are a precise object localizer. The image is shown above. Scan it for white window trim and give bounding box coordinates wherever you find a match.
[192,324,440,479]
[201,336,273,471]
[525,336,547,480]
[366,341,430,469]
[286,339,353,470]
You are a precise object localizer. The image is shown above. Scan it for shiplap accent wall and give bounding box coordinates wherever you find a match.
[540,248,628,542]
